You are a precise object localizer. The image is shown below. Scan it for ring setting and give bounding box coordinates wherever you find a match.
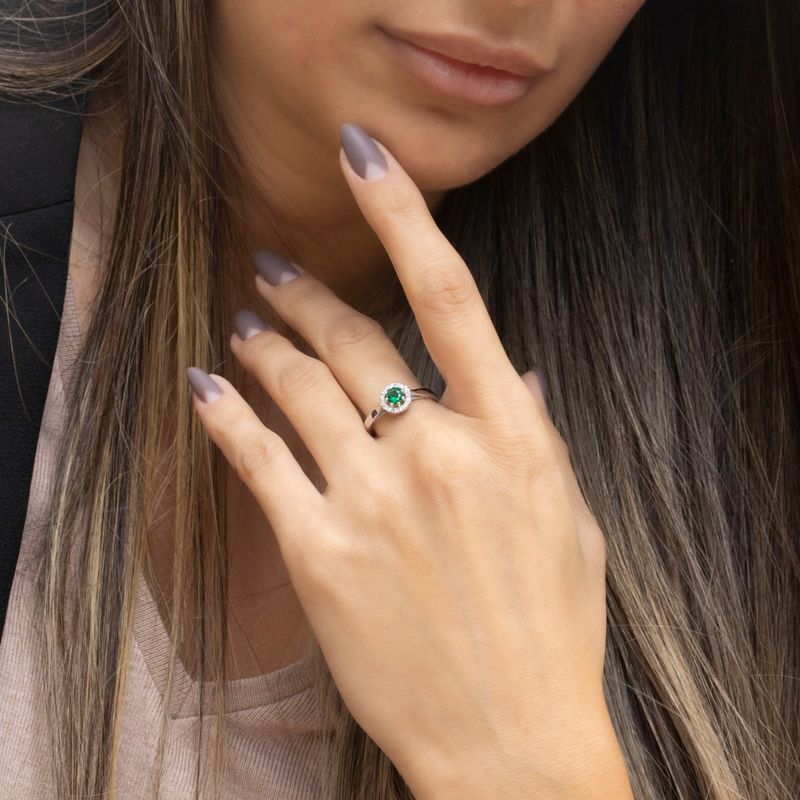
[380,382,413,414]
[364,381,440,436]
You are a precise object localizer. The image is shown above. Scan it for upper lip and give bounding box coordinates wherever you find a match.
[382,26,542,78]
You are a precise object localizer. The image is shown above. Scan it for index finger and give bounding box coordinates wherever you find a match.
[338,123,523,418]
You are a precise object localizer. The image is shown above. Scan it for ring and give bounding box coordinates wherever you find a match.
[364,381,440,436]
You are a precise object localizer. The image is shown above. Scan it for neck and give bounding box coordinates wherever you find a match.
[212,65,448,326]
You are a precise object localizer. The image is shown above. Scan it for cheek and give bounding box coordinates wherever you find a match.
[577,0,647,53]
[567,0,645,71]
[213,0,350,92]
[505,0,645,144]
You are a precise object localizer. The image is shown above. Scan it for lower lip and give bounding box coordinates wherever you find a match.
[381,30,535,109]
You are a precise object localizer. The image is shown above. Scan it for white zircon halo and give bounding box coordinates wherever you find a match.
[379,382,412,414]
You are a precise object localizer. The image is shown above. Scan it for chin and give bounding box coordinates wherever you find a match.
[341,116,524,192]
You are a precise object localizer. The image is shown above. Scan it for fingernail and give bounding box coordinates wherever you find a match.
[340,123,388,181]
[251,249,300,285]
[187,366,224,404]
[233,308,271,340]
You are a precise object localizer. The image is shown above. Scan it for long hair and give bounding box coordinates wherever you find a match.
[1,1,797,797]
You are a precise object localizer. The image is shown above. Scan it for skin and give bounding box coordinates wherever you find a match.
[73,1,645,792]
[193,136,634,798]
[202,0,646,685]
[194,2,647,793]
[210,0,646,312]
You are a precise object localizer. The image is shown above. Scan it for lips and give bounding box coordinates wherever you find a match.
[380,27,538,108]
[381,26,542,79]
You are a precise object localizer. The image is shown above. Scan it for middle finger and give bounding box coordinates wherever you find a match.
[248,248,440,429]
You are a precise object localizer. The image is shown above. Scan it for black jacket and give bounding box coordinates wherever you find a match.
[0,91,87,642]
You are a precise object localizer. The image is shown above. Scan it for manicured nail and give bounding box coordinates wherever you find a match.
[340,123,388,181]
[251,249,300,285]
[233,308,271,340]
[187,366,224,404]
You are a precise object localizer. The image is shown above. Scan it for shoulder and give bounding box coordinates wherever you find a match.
[0,87,119,339]
[0,91,87,218]
[69,84,124,337]
[0,90,88,644]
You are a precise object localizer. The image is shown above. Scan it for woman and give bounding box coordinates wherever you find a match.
[0,0,797,798]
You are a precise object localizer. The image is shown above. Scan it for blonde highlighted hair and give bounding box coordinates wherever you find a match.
[1,1,798,797]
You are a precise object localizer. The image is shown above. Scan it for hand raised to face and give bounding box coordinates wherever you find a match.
[186,123,631,800]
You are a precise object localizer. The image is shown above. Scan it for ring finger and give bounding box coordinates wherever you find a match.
[233,251,437,432]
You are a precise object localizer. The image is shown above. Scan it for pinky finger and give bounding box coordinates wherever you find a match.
[186,367,326,564]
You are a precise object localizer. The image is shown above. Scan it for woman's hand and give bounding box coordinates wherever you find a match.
[187,123,632,800]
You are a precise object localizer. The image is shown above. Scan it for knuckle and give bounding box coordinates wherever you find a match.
[294,532,353,600]
[272,357,329,400]
[381,184,419,221]
[410,433,485,510]
[281,277,328,318]
[212,405,244,440]
[487,420,559,475]
[234,434,282,482]
[249,330,284,362]
[416,261,478,317]
[518,423,555,463]
[321,313,384,357]
[413,426,475,477]
[521,428,560,472]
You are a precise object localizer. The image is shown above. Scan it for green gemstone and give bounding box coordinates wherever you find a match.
[385,386,405,406]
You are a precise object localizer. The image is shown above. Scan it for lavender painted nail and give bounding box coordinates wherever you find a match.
[187,366,224,404]
[251,249,300,285]
[340,123,388,181]
[233,308,270,340]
